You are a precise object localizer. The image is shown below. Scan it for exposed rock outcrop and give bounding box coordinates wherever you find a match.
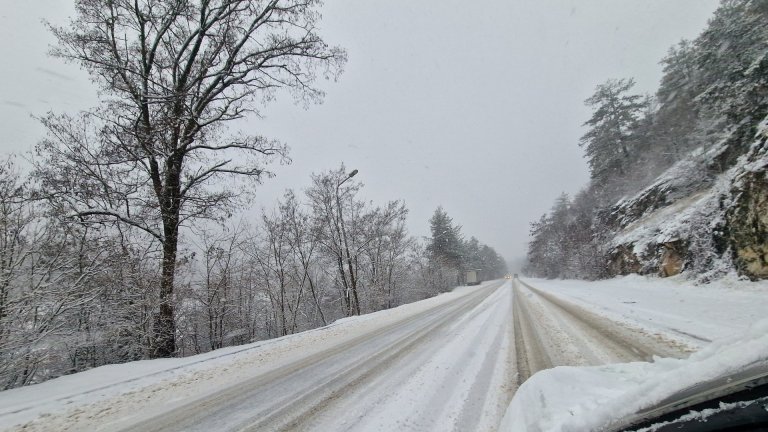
[607,245,642,276]
[659,241,686,277]
[604,121,768,280]
[725,135,768,280]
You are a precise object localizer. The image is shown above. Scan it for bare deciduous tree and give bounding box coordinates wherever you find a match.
[35,0,346,357]
[307,166,411,316]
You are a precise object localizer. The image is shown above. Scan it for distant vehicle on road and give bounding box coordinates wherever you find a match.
[504,274,512,279]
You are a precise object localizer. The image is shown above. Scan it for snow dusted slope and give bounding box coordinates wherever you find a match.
[606,117,768,280]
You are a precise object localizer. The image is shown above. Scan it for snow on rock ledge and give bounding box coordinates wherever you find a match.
[605,117,768,280]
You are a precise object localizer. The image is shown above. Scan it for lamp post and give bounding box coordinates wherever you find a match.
[336,169,359,315]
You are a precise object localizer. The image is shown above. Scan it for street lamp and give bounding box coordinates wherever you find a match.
[336,169,359,315]
[335,169,358,224]
[338,169,358,187]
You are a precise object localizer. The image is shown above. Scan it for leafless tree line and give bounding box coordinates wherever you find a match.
[0,162,449,389]
[2,0,489,390]
[0,158,159,389]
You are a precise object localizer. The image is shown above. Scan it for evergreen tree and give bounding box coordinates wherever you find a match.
[525,194,572,278]
[426,207,464,269]
[694,0,768,126]
[655,40,700,160]
[580,78,647,199]
[477,244,508,279]
[462,236,507,278]
[463,237,482,270]
[525,214,551,277]
[527,0,768,281]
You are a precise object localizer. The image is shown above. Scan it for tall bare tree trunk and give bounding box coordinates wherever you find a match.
[155,218,179,357]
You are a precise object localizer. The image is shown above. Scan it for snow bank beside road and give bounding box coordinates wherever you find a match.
[0,282,489,431]
[528,274,768,344]
[500,318,768,432]
[501,275,768,432]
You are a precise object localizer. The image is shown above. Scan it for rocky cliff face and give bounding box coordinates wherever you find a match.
[605,119,768,280]
[725,130,768,280]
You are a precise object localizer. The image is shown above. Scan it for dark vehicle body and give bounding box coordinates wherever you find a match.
[613,363,768,432]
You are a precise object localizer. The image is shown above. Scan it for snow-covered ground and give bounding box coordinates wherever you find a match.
[511,278,694,384]
[1,275,766,432]
[501,275,768,432]
[500,319,768,432]
[525,274,767,344]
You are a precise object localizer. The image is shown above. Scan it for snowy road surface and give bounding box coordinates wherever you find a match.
[1,276,765,432]
[512,280,691,384]
[118,280,513,432]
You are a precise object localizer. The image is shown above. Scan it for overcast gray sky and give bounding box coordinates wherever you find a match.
[0,0,720,263]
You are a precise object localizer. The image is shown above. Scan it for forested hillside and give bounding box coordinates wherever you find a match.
[526,0,768,281]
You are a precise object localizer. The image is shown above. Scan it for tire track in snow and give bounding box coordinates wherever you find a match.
[522,280,693,361]
[116,281,504,432]
[451,318,508,431]
[301,281,515,432]
[512,278,692,385]
[249,283,500,432]
[512,282,553,385]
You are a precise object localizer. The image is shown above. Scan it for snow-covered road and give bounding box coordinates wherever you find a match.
[1,275,766,432]
[2,280,516,432]
[119,280,513,432]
